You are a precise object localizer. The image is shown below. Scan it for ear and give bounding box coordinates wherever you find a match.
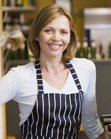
[35,37,38,41]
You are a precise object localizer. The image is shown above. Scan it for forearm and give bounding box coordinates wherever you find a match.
[95,133,106,139]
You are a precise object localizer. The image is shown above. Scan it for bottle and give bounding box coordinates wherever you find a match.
[108,39,111,58]
[6,41,12,60]
[98,42,105,59]
[23,0,29,7]
[19,13,25,31]
[11,49,19,60]
[91,40,96,59]
[28,0,34,6]
[10,39,19,60]
[3,15,13,31]
[13,17,20,27]
[3,46,7,57]
[9,0,16,7]
[3,45,8,62]
[18,43,26,60]
[88,47,91,59]
[76,39,81,58]
[16,0,23,6]
[24,41,29,59]
[83,37,88,58]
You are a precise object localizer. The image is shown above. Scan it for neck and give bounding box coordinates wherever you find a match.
[39,56,66,73]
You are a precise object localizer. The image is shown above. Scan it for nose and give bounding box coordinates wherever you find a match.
[52,32,61,42]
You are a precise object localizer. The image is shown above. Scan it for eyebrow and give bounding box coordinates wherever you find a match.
[44,26,70,30]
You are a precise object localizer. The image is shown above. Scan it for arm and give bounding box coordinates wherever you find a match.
[0,67,20,105]
[82,60,106,139]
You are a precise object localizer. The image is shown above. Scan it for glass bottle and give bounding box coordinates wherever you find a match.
[6,41,12,60]
[23,0,29,7]
[83,37,88,59]
[99,41,105,59]
[9,0,16,7]
[108,39,111,58]
[76,39,81,58]
[91,40,96,59]
[16,0,23,6]
[18,43,26,60]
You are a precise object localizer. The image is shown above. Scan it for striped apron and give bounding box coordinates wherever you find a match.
[20,58,83,139]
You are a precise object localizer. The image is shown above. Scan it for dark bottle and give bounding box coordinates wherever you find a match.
[3,15,13,31]
[6,41,12,60]
[3,46,7,58]
[18,43,26,60]
[11,49,19,60]
[76,39,81,58]
[99,42,105,59]
[91,40,96,59]
[16,0,23,6]
[108,39,111,58]
[29,0,34,6]
[9,38,19,60]
[83,37,88,58]
[88,47,91,59]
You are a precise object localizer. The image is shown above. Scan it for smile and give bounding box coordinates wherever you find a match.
[49,44,61,49]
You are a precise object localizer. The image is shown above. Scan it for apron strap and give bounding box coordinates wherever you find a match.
[35,58,44,94]
[66,61,82,93]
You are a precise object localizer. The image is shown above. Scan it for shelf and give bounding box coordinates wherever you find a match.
[5,60,29,64]
[4,60,29,74]
[84,8,111,16]
[91,58,111,63]
[2,6,36,12]
[84,8,111,29]
[84,24,111,30]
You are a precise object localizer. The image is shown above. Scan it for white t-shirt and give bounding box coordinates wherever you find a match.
[0,58,104,139]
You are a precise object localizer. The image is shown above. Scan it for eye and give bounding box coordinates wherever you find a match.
[45,29,52,33]
[61,31,68,34]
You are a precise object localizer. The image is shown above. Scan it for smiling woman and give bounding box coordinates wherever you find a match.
[0,4,106,139]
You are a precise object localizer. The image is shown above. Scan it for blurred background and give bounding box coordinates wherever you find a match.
[0,0,111,139]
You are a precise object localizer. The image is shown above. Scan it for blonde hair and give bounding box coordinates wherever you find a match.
[27,4,77,62]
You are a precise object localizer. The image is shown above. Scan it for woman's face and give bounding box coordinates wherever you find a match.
[36,15,71,60]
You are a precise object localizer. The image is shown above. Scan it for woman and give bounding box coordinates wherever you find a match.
[0,4,106,139]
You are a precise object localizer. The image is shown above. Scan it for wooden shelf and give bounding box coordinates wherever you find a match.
[92,58,111,63]
[5,60,29,64]
[2,6,36,12]
[4,60,29,74]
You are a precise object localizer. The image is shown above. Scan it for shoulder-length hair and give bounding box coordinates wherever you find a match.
[27,4,77,62]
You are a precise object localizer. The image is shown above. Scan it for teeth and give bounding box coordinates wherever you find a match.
[50,44,60,48]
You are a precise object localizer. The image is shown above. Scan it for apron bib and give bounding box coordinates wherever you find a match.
[20,58,83,139]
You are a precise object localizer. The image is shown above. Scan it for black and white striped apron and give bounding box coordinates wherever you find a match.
[20,58,84,139]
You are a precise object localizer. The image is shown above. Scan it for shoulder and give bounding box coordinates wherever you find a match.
[69,58,96,81]
[9,61,35,78]
[70,58,96,73]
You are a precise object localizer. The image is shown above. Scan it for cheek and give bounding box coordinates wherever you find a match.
[64,36,70,45]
